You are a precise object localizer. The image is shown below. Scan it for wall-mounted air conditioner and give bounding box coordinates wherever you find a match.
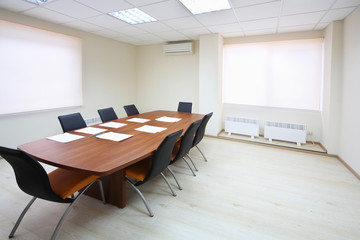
[163,42,194,55]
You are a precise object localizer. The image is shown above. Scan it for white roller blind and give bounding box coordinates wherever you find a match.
[223,38,323,110]
[0,20,82,115]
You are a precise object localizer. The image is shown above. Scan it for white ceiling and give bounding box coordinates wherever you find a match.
[0,0,359,45]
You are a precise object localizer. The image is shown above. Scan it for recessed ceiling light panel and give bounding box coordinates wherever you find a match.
[25,0,53,5]
[109,8,157,25]
[179,0,231,14]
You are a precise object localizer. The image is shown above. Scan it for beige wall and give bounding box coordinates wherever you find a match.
[339,7,360,173]
[135,42,199,113]
[0,9,137,148]
[223,31,324,142]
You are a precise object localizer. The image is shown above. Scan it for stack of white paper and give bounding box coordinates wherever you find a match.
[96,132,133,142]
[47,133,84,143]
[126,118,150,123]
[99,122,127,128]
[135,125,167,133]
[75,127,107,135]
[155,116,181,122]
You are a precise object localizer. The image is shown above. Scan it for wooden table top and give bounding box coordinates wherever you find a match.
[18,110,204,176]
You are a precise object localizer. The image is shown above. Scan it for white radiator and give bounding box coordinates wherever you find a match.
[225,116,259,139]
[264,121,307,146]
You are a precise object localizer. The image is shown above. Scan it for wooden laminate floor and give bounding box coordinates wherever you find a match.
[1,137,360,240]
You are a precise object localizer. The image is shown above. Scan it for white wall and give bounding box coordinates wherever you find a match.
[0,9,137,148]
[223,31,324,142]
[199,34,224,136]
[135,42,199,113]
[321,21,343,154]
[339,7,360,174]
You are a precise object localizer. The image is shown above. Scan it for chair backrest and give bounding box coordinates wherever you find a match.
[193,112,213,147]
[142,130,183,183]
[58,113,87,133]
[0,146,69,203]
[177,102,192,113]
[123,104,139,116]
[98,107,118,122]
[173,120,201,161]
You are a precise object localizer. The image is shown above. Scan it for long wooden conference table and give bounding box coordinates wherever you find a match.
[18,110,204,208]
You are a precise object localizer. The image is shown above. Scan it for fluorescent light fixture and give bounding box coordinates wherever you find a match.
[109,8,157,24]
[179,0,231,14]
[25,0,53,5]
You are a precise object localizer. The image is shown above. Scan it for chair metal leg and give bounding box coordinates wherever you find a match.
[126,177,154,217]
[160,172,176,197]
[51,179,105,240]
[167,167,182,190]
[9,197,37,238]
[182,157,196,176]
[196,145,208,162]
[186,154,198,171]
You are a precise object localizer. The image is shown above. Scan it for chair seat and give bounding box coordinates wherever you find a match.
[48,169,100,199]
[125,158,152,182]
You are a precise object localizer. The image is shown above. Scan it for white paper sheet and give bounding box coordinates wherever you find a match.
[75,127,107,135]
[47,133,84,143]
[135,125,167,133]
[126,118,150,123]
[99,122,127,128]
[155,116,181,122]
[96,132,133,142]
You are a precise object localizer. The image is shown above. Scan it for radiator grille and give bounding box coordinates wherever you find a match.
[265,121,306,131]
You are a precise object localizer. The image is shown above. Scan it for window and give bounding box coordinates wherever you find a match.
[0,20,82,115]
[223,38,323,110]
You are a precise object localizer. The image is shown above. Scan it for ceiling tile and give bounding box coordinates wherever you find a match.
[74,0,133,13]
[321,7,356,22]
[244,28,276,36]
[241,17,278,31]
[113,25,147,35]
[195,9,238,26]
[333,0,360,8]
[207,23,243,34]
[22,7,75,24]
[139,0,191,20]
[0,0,36,12]
[279,11,325,27]
[63,20,104,32]
[277,24,316,33]
[155,30,189,41]
[234,1,281,22]
[44,0,101,19]
[178,27,212,39]
[282,0,334,16]
[314,22,330,30]
[163,16,203,30]
[125,0,166,7]
[92,29,126,38]
[135,21,173,32]
[230,0,279,8]
[83,14,128,28]
[131,33,165,42]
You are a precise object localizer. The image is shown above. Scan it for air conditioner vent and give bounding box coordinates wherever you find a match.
[163,42,193,55]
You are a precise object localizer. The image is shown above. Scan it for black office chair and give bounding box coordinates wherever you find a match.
[170,120,201,176]
[125,130,183,217]
[177,102,192,113]
[58,112,87,132]
[0,146,106,240]
[191,112,213,162]
[98,107,118,122]
[123,104,139,116]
